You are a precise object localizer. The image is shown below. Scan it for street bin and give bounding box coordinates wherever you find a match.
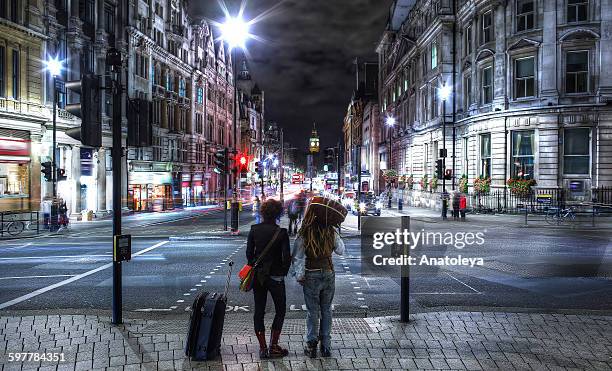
[81,210,93,221]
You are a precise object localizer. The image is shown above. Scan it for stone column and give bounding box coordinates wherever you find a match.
[493,3,507,110]
[30,134,42,210]
[598,0,612,101]
[540,0,559,103]
[71,145,82,216]
[96,148,107,212]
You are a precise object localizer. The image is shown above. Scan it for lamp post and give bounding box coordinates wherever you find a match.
[385,116,395,208]
[45,56,63,232]
[220,14,250,233]
[439,83,452,220]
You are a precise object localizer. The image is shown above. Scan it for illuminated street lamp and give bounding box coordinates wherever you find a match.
[44,55,64,232]
[439,83,452,220]
[218,13,251,233]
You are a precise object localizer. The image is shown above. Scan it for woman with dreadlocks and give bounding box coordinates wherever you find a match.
[292,197,346,358]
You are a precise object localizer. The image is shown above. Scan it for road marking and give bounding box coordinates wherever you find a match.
[183,293,191,296]
[0,254,112,261]
[176,300,184,303]
[0,241,169,310]
[195,284,202,287]
[0,274,75,281]
[134,307,173,312]
[413,292,482,295]
[445,272,481,293]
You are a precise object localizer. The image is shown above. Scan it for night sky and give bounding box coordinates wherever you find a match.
[191,0,393,152]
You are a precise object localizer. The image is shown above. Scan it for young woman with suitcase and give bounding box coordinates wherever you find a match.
[246,199,291,358]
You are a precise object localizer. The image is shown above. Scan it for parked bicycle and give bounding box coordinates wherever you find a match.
[2,218,34,236]
[545,206,576,225]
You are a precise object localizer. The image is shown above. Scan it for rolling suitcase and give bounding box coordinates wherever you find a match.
[185,261,233,361]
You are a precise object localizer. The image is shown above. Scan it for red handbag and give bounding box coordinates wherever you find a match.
[238,228,281,292]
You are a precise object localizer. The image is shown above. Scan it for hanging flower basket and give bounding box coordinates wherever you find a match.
[429,176,439,192]
[458,175,468,193]
[419,175,428,192]
[474,176,491,195]
[406,175,414,190]
[383,169,398,185]
[507,178,536,197]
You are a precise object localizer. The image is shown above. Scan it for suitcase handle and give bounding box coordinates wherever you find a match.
[224,260,233,298]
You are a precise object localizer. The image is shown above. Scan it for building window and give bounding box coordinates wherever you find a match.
[403,69,408,90]
[0,46,4,97]
[567,0,587,22]
[516,0,535,31]
[464,75,472,108]
[431,85,438,118]
[11,49,19,99]
[422,54,427,76]
[166,73,172,91]
[464,24,472,56]
[480,133,491,178]
[515,57,535,98]
[566,51,588,94]
[482,11,493,44]
[9,0,17,22]
[178,78,186,97]
[104,4,114,33]
[481,66,493,104]
[511,130,535,179]
[431,43,438,70]
[197,86,204,104]
[563,128,590,174]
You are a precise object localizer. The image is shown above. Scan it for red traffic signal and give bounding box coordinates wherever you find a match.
[239,156,247,166]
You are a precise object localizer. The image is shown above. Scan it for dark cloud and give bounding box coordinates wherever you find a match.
[190,0,392,150]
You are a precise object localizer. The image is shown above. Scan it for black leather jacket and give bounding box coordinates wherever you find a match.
[246,222,291,277]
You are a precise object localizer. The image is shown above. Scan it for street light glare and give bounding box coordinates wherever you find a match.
[439,84,452,100]
[45,55,63,77]
[220,15,250,49]
[386,116,396,127]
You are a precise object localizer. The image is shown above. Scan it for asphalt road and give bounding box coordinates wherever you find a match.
[0,198,610,318]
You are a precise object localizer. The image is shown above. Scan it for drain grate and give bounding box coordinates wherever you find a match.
[136,318,374,335]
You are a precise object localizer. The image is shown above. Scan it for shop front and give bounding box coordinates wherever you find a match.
[128,171,173,212]
[0,137,31,212]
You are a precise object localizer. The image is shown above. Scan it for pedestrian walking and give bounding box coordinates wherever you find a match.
[287,199,300,235]
[292,201,346,358]
[253,196,261,224]
[246,199,291,359]
[459,193,467,221]
[452,191,460,221]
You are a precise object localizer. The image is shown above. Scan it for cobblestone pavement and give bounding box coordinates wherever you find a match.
[1,311,611,370]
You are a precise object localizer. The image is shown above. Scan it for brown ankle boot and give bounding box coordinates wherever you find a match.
[269,329,289,358]
[255,331,268,359]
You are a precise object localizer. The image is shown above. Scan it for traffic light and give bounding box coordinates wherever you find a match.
[128,98,152,147]
[435,159,443,179]
[56,168,67,181]
[214,147,229,174]
[444,169,452,180]
[65,74,102,147]
[254,161,262,176]
[41,161,53,181]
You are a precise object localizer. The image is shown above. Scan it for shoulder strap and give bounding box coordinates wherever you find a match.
[253,227,281,268]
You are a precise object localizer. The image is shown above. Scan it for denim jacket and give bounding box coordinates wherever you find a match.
[291,233,345,281]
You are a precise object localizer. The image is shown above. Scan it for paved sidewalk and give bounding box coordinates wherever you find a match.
[1,311,610,370]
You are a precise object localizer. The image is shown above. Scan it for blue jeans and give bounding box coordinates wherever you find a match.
[303,270,335,348]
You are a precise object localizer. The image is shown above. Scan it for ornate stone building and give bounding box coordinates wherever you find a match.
[126,0,235,210]
[0,1,47,212]
[377,0,612,200]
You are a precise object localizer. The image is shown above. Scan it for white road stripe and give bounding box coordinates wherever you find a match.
[445,272,481,293]
[0,241,169,310]
[0,274,75,281]
[0,254,111,261]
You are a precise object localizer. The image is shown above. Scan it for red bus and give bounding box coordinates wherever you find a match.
[291,173,304,184]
